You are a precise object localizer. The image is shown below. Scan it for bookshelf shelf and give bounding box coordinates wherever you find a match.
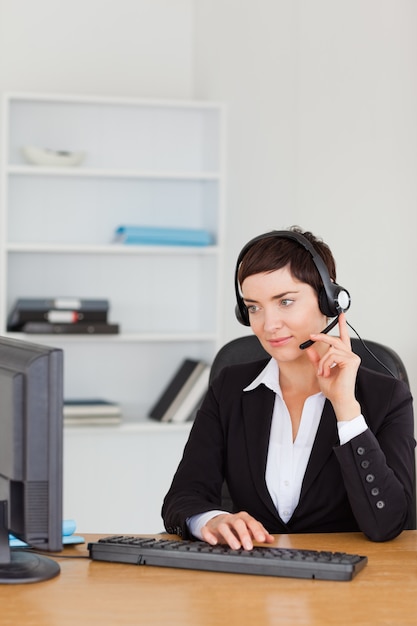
[6,242,219,255]
[123,419,193,432]
[8,165,221,181]
[7,331,217,343]
[65,419,193,434]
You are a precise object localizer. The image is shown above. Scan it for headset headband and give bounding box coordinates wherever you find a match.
[234,230,351,325]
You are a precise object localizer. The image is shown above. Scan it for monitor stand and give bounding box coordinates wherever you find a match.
[0,501,60,584]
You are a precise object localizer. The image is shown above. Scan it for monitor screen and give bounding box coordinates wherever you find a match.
[0,335,63,583]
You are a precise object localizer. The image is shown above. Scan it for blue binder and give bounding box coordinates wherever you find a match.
[115,225,213,246]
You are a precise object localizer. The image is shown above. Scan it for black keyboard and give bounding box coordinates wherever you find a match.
[88,536,367,581]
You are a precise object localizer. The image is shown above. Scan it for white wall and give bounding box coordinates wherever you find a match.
[0,0,415,396]
[0,0,194,98]
[193,0,417,402]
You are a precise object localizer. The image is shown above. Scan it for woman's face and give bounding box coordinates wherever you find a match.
[241,264,327,362]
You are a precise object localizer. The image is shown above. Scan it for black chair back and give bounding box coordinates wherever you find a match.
[210,335,409,386]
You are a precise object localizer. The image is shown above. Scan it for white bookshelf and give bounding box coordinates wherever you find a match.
[1,92,225,421]
[1,92,226,532]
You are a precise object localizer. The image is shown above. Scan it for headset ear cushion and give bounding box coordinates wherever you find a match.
[318,288,336,317]
[235,303,250,326]
[319,284,351,317]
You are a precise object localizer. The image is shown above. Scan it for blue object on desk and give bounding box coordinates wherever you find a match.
[9,519,85,547]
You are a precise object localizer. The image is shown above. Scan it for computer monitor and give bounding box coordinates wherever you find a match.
[0,335,63,583]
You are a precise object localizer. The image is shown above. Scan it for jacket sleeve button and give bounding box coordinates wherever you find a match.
[376,500,385,509]
[365,473,375,483]
[357,446,366,455]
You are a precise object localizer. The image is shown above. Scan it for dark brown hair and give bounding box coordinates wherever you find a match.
[237,227,337,296]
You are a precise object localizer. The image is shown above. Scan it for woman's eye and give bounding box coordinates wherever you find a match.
[280,299,294,307]
[247,305,260,314]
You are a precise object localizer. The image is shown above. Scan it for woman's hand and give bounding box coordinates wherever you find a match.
[201,511,275,551]
[305,313,361,421]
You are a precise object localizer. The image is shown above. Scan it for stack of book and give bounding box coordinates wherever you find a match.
[7,298,119,334]
[114,225,214,247]
[63,399,122,426]
[149,358,211,423]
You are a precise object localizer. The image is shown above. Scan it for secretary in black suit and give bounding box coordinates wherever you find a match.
[162,228,415,549]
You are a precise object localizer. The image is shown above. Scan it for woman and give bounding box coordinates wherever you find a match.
[162,228,415,549]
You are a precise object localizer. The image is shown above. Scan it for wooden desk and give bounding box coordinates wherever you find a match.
[1,532,416,625]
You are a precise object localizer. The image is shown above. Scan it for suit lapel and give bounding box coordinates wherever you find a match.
[241,385,279,515]
[298,399,339,498]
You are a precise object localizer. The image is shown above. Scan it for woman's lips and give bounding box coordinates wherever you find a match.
[267,336,292,348]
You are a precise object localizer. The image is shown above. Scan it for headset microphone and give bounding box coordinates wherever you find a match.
[299,317,339,350]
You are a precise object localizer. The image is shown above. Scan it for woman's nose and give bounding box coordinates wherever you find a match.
[263,307,283,332]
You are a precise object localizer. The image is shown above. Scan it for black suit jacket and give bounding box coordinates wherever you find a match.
[162,360,415,542]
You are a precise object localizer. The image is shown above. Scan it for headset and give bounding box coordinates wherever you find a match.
[234,230,351,349]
